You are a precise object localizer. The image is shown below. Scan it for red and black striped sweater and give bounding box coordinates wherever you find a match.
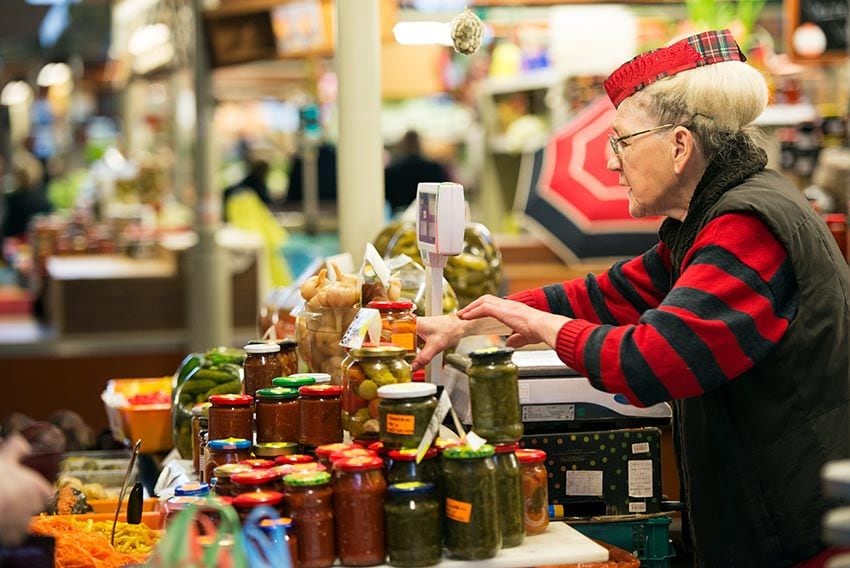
[508,212,800,407]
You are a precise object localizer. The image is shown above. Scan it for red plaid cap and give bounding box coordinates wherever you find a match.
[604,29,746,108]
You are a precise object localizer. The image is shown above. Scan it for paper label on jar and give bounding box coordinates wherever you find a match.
[390,332,415,351]
[386,413,415,435]
[446,498,472,523]
[340,308,382,349]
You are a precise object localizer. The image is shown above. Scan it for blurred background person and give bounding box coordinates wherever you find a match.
[222,158,274,213]
[385,130,450,213]
[1,150,51,240]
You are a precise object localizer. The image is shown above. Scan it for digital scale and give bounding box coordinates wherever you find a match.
[446,349,672,433]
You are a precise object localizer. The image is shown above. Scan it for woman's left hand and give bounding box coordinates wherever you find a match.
[457,295,570,349]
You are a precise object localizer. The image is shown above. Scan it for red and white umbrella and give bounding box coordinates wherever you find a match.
[515,96,661,263]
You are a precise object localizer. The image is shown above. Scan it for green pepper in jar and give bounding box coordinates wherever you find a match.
[468,347,523,443]
[361,361,397,386]
[385,482,442,567]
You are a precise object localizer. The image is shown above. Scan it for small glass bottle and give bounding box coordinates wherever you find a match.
[516,448,549,535]
[208,394,254,442]
[342,345,411,440]
[468,347,523,443]
[284,471,336,568]
[493,443,525,548]
[205,438,253,483]
[384,482,442,567]
[255,387,300,443]
[299,385,343,450]
[191,402,211,476]
[244,343,282,397]
[366,300,417,357]
[377,382,438,450]
[442,444,501,560]
[333,456,387,566]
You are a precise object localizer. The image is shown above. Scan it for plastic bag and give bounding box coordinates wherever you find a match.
[241,506,294,568]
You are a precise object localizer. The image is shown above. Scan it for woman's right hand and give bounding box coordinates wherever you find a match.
[411,314,469,372]
[0,434,53,546]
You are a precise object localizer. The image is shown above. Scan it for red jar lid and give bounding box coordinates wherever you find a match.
[217,496,234,506]
[272,462,326,477]
[299,384,342,397]
[275,454,314,465]
[494,443,519,454]
[367,441,385,455]
[388,447,438,461]
[232,491,284,508]
[316,442,360,458]
[209,394,253,407]
[238,459,276,470]
[367,300,415,310]
[333,456,384,472]
[231,470,279,486]
[516,448,547,464]
[330,448,376,462]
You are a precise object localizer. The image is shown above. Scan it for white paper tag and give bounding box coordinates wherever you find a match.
[628,459,653,498]
[416,389,453,462]
[465,430,487,452]
[566,470,603,497]
[631,442,650,454]
[385,254,413,272]
[629,502,647,513]
[339,308,382,349]
[363,243,391,286]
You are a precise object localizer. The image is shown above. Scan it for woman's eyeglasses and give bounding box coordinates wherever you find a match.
[608,124,674,160]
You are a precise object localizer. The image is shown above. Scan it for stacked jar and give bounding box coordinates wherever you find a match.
[299,384,344,452]
[333,456,386,566]
[208,394,254,443]
[516,448,550,535]
[244,343,282,397]
[366,300,417,358]
[255,387,300,444]
[342,345,411,440]
[284,471,336,568]
[205,438,252,483]
[377,383,438,451]
[384,482,442,567]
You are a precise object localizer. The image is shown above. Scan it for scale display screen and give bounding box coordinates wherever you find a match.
[418,191,437,246]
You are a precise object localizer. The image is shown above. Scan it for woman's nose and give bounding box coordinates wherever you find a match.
[607,153,621,171]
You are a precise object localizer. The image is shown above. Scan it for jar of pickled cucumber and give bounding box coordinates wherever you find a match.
[385,482,442,567]
[377,383,438,450]
[468,347,522,443]
[516,448,549,535]
[493,442,525,548]
[341,345,411,440]
[442,444,501,560]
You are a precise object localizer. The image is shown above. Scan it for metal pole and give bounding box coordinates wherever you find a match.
[188,0,231,352]
[336,0,384,260]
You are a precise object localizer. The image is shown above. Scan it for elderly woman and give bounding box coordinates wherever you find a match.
[413,30,850,566]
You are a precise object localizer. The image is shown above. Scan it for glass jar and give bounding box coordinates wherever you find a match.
[274,375,316,389]
[516,448,549,535]
[255,442,299,460]
[175,482,210,498]
[385,482,442,567]
[276,454,315,466]
[208,394,254,442]
[386,448,440,488]
[333,457,387,566]
[212,464,253,497]
[299,385,343,449]
[493,443,525,548]
[231,469,281,497]
[162,496,203,526]
[255,387,300,444]
[468,347,523,443]
[315,442,360,470]
[377,383,438,450]
[259,517,299,566]
[244,343,282,397]
[232,491,285,524]
[191,403,211,475]
[276,339,299,376]
[284,471,336,568]
[238,459,276,469]
[366,300,417,357]
[205,438,253,483]
[342,345,411,440]
[442,444,501,560]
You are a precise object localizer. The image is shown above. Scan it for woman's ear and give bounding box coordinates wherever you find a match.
[671,127,695,175]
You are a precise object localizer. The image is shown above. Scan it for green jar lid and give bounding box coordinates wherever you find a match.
[254,442,299,457]
[273,376,316,388]
[256,387,299,400]
[443,444,496,459]
[284,471,332,487]
[469,346,514,361]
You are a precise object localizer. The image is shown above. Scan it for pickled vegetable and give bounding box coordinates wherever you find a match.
[377,383,438,450]
[385,482,442,567]
[493,443,525,548]
[342,346,411,439]
[442,444,501,560]
[468,347,523,443]
[516,448,549,535]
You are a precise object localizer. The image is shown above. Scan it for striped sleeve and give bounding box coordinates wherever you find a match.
[508,242,672,325]
[554,212,799,407]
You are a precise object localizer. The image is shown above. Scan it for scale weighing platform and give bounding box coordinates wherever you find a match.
[446,348,671,434]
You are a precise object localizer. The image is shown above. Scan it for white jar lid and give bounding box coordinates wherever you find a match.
[378,382,437,399]
[244,343,280,354]
[289,372,331,384]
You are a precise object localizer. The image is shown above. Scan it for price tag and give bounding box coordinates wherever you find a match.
[465,430,487,451]
[415,389,454,462]
[385,254,413,271]
[446,498,472,523]
[363,243,391,286]
[339,308,382,349]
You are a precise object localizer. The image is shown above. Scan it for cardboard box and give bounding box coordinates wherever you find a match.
[520,427,663,517]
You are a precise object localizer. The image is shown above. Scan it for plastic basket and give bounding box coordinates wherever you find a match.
[572,516,675,568]
[101,378,172,452]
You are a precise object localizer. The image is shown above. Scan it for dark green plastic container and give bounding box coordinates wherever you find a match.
[572,516,675,568]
